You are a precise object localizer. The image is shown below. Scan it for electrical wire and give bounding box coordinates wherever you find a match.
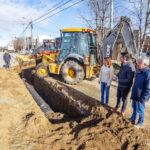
[0,19,26,22]
[32,0,74,23]
[19,0,84,38]
[33,0,84,25]
[21,0,74,33]
[22,22,31,34]
[0,19,27,24]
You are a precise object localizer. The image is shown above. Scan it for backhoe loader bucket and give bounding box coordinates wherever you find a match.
[16,55,36,70]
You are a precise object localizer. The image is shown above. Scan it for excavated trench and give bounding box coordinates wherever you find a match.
[21,68,107,118]
[18,68,150,150]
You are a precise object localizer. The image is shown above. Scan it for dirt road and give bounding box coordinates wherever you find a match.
[0,68,150,150]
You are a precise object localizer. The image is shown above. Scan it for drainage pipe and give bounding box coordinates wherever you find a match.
[26,84,53,118]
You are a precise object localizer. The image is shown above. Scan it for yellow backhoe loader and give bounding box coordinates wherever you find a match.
[17,28,99,84]
[35,28,98,84]
[17,16,137,85]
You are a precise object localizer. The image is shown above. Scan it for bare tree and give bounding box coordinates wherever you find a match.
[140,0,150,54]
[13,38,24,52]
[88,0,110,39]
[80,0,110,64]
[128,0,150,55]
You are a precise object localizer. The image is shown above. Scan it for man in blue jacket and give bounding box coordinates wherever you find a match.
[114,52,135,116]
[3,50,11,68]
[129,57,150,128]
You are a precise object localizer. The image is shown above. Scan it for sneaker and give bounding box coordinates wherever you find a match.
[128,119,135,125]
[134,124,143,129]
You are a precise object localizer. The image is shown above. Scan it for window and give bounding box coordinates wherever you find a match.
[71,32,79,54]
[61,32,72,50]
[59,32,72,61]
[88,33,96,47]
[79,33,89,56]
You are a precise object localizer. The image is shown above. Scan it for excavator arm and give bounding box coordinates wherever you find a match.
[102,16,137,58]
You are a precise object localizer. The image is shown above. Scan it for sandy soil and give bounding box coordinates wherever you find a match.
[0,68,150,150]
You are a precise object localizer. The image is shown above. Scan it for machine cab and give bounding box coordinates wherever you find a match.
[58,28,97,65]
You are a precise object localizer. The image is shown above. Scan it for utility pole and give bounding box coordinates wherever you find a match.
[22,23,26,51]
[22,17,26,51]
[30,20,34,49]
[110,0,113,30]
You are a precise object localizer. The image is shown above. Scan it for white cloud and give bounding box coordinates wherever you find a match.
[0,0,85,46]
[0,0,54,46]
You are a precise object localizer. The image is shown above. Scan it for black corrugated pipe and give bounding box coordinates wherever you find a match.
[26,84,53,118]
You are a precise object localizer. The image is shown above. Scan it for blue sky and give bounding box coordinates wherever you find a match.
[0,0,148,46]
[25,0,93,38]
[0,0,88,46]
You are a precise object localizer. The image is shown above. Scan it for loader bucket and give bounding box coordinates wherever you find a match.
[16,55,36,70]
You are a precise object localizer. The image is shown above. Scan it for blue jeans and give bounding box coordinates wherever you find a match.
[130,100,145,125]
[101,82,110,104]
[5,60,10,68]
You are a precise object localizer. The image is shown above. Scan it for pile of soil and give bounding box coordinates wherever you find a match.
[0,69,150,150]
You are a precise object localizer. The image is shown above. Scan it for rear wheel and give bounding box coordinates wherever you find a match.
[36,63,49,78]
[61,60,84,84]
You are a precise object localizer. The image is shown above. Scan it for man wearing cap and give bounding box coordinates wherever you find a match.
[3,50,11,68]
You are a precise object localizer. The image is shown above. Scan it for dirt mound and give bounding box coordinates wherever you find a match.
[0,68,150,150]
[9,111,150,150]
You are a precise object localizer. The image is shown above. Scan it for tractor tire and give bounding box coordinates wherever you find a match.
[36,63,49,79]
[61,60,84,85]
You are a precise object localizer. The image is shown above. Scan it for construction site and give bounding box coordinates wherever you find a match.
[0,23,150,150]
[0,56,150,150]
[0,0,150,150]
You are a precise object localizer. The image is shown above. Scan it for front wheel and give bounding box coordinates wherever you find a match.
[61,60,84,85]
[35,63,49,79]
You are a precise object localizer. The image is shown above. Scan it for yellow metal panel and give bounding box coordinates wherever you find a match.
[49,63,61,75]
[84,65,94,79]
[42,53,56,64]
[90,66,94,77]
[62,28,96,33]
[49,63,57,74]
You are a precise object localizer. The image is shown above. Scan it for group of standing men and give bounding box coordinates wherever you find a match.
[98,52,150,128]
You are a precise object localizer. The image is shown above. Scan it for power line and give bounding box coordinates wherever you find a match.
[19,0,83,39]
[0,19,27,23]
[21,0,73,34]
[32,0,74,23]
[33,0,84,25]
[22,22,31,34]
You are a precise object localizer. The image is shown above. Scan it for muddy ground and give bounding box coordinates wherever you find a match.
[0,68,150,150]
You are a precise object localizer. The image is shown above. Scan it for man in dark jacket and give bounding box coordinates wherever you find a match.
[129,57,150,128]
[114,52,135,116]
[3,50,11,68]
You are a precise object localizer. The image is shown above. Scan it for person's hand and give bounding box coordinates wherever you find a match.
[98,81,100,84]
[106,85,110,88]
[115,76,118,82]
[139,101,143,104]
